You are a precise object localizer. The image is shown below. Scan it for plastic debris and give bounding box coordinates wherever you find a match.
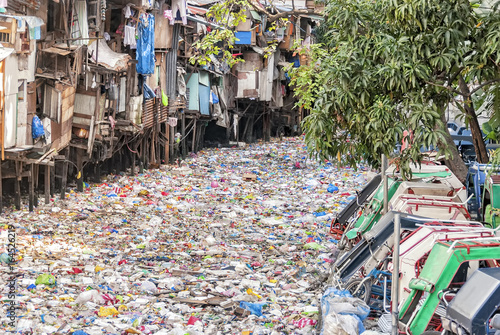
[0,138,372,334]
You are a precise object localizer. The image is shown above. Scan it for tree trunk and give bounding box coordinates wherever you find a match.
[458,75,489,163]
[439,111,468,184]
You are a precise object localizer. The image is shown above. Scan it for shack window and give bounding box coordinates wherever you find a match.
[43,85,61,123]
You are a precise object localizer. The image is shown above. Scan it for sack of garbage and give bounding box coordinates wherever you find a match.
[321,288,370,335]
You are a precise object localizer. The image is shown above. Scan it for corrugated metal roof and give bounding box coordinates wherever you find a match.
[187,0,221,7]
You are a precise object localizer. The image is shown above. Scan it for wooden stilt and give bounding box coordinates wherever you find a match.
[169,123,175,164]
[14,162,21,210]
[131,141,136,176]
[76,149,83,192]
[50,165,55,197]
[60,150,69,200]
[264,104,271,142]
[45,165,50,204]
[164,122,169,164]
[29,164,34,212]
[192,119,197,153]
[139,138,145,173]
[247,114,255,143]
[181,112,186,159]
[33,164,38,208]
[226,115,232,142]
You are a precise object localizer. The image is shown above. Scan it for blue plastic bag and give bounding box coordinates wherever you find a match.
[321,287,370,334]
[211,91,219,104]
[239,301,265,316]
[327,184,339,193]
[32,115,45,139]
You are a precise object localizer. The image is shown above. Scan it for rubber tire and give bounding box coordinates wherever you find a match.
[345,278,372,304]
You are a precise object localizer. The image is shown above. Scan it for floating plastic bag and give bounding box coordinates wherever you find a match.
[35,274,55,286]
[239,301,265,316]
[0,252,11,263]
[327,184,339,193]
[32,115,45,139]
[303,242,326,250]
[98,306,119,317]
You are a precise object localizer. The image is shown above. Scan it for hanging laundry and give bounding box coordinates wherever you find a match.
[0,0,7,13]
[170,0,187,25]
[143,83,156,100]
[123,25,137,49]
[136,14,155,74]
[168,117,178,127]
[123,4,132,18]
[163,9,173,21]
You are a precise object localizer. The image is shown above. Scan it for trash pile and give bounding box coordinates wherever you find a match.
[0,138,371,335]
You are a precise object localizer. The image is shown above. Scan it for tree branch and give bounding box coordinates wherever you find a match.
[448,66,464,85]
[425,81,463,96]
[469,78,500,96]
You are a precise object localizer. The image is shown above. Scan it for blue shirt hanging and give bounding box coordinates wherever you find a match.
[136,14,155,75]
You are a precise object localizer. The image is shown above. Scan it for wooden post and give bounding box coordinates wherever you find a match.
[130,139,136,176]
[181,112,186,159]
[264,104,271,142]
[76,149,83,192]
[140,138,145,173]
[14,162,21,210]
[226,115,231,142]
[33,164,38,208]
[192,119,197,153]
[44,164,50,204]
[50,165,55,197]
[169,122,175,164]
[164,122,169,164]
[60,150,69,200]
[248,114,255,143]
[29,164,34,212]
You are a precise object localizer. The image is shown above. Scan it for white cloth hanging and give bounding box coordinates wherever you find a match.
[168,117,178,127]
[123,25,137,49]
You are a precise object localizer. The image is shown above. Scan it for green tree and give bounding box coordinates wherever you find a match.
[290,0,500,181]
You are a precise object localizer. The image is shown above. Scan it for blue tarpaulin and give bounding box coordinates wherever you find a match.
[136,14,155,74]
[235,31,252,45]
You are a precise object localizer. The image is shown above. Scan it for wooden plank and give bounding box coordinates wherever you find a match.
[73,113,92,119]
[41,47,71,56]
[87,116,95,156]
[14,162,21,209]
[60,149,69,200]
[76,149,83,192]
[29,164,34,212]
[154,2,173,49]
[45,165,50,204]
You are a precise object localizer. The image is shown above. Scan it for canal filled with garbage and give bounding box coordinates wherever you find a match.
[1,137,372,334]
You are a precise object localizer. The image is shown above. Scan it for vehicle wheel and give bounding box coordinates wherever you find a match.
[345,278,372,304]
